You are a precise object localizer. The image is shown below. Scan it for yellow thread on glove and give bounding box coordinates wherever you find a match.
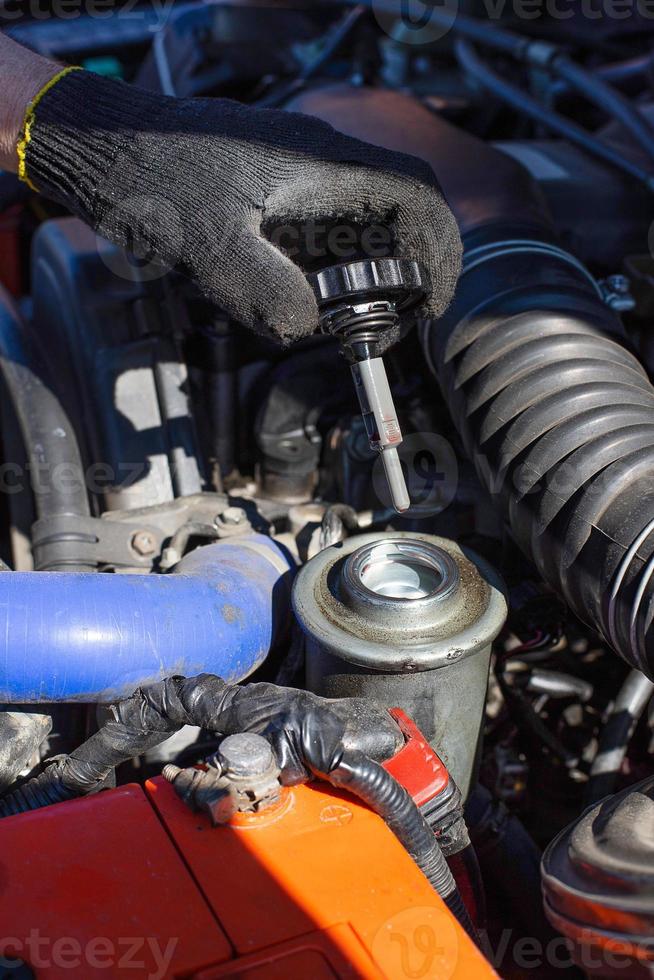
[17,65,82,192]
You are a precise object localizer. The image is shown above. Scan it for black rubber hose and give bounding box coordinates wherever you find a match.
[453,20,654,163]
[329,750,478,942]
[595,54,654,88]
[0,720,176,816]
[496,663,579,769]
[550,53,654,164]
[453,39,654,190]
[0,286,91,568]
[420,235,654,679]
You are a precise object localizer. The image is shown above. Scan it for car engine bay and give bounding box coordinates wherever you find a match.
[1,2,654,977]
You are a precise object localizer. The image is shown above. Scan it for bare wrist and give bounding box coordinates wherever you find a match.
[0,39,61,173]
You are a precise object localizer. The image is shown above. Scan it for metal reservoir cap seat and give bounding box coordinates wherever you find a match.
[292,533,507,798]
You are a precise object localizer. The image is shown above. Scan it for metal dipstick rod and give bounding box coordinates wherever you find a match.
[308,258,429,514]
[350,346,409,513]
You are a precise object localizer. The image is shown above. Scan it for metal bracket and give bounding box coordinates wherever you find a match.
[30,492,258,572]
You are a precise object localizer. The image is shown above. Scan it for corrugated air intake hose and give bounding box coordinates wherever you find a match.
[420,238,654,678]
[283,84,654,678]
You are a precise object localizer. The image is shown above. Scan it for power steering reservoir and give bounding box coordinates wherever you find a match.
[293,532,507,798]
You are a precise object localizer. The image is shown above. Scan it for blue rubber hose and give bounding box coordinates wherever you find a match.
[0,534,293,702]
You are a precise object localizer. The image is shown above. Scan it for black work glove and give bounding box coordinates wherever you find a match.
[23,70,461,346]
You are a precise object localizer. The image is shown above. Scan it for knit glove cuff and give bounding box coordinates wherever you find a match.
[22,68,168,217]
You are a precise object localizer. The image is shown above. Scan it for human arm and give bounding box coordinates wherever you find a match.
[0,33,60,172]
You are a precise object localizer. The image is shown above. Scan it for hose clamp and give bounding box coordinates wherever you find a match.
[606,514,654,671]
[462,239,603,299]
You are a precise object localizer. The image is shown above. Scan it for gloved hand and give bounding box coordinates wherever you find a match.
[22,69,461,345]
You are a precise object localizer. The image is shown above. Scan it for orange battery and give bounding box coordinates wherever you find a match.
[148,774,497,979]
[0,776,497,978]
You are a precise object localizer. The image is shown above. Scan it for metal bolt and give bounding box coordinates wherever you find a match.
[131,530,157,557]
[600,274,636,313]
[160,546,179,570]
[606,274,630,294]
[218,733,275,777]
[217,506,246,527]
